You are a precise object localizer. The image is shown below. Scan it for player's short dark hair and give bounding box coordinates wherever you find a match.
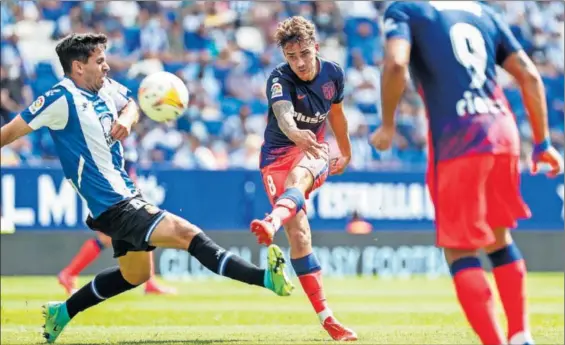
[274,16,316,48]
[55,33,108,75]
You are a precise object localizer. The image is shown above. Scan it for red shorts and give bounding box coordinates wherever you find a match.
[261,145,330,206]
[427,154,531,250]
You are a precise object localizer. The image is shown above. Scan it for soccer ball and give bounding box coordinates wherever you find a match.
[138,71,189,123]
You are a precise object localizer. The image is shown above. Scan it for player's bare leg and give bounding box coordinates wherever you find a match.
[285,211,357,341]
[484,228,533,345]
[444,248,506,345]
[58,232,110,295]
[251,166,313,245]
[58,232,175,296]
[251,144,329,245]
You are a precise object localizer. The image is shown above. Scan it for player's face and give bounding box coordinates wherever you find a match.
[76,45,110,93]
[283,40,319,82]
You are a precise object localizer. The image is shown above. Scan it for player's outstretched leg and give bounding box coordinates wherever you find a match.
[58,235,107,295]
[486,229,533,345]
[446,249,506,345]
[149,213,294,297]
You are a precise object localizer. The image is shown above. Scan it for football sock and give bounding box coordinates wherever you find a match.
[64,266,137,319]
[488,244,531,342]
[270,188,305,231]
[63,238,105,276]
[188,232,264,287]
[450,257,505,345]
[291,253,332,323]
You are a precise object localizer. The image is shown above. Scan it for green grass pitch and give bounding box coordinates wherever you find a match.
[1,274,563,344]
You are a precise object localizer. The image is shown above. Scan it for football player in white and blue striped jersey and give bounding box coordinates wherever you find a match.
[0,33,294,344]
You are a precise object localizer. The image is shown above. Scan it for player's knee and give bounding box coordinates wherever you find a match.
[284,168,312,192]
[171,216,201,248]
[484,227,512,253]
[443,248,480,266]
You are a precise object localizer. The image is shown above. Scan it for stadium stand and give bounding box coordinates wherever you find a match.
[1,1,563,170]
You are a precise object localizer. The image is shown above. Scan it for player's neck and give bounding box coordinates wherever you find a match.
[67,75,97,95]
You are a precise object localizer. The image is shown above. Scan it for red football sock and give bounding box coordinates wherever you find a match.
[297,270,331,321]
[492,260,528,339]
[453,267,505,345]
[64,238,103,276]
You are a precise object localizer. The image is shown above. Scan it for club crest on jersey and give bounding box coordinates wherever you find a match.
[271,82,283,98]
[98,113,117,147]
[322,82,335,100]
[144,204,160,215]
[29,96,45,114]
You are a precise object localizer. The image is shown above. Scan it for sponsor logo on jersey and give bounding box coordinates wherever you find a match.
[294,110,329,124]
[455,91,507,117]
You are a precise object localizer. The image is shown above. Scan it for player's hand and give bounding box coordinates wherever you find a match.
[330,155,350,175]
[531,144,564,177]
[289,129,325,159]
[370,125,396,151]
[110,118,132,141]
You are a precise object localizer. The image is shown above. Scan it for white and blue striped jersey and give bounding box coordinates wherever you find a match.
[20,77,138,218]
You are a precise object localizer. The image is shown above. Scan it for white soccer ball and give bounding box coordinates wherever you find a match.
[138,71,189,123]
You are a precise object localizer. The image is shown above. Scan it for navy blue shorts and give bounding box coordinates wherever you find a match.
[86,195,166,258]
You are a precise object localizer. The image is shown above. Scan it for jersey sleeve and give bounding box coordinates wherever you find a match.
[266,73,293,107]
[383,2,412,43]
[333,64,345,104]
[20,88,69,131]
[105,78,133,112]
[491,12,523,66]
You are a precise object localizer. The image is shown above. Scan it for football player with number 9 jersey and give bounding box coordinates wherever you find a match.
[370,2,563,345]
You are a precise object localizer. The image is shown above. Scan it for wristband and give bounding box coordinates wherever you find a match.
[533,138,550,156]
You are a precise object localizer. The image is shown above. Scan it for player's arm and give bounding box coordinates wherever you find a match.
[107,78,138,141]
[272,100,300,138]
[268,76,323,157]
[380,38,411,130]
[503,52,549,145]
[1,91,68,148]
[328,101,352,175]
[371,3,412,151]
[503,51,562,175]
[327,66,351,175]
[112,99,139,141]
[493,11,563,175]
[272,100,324,158]
[0,115,33,148]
